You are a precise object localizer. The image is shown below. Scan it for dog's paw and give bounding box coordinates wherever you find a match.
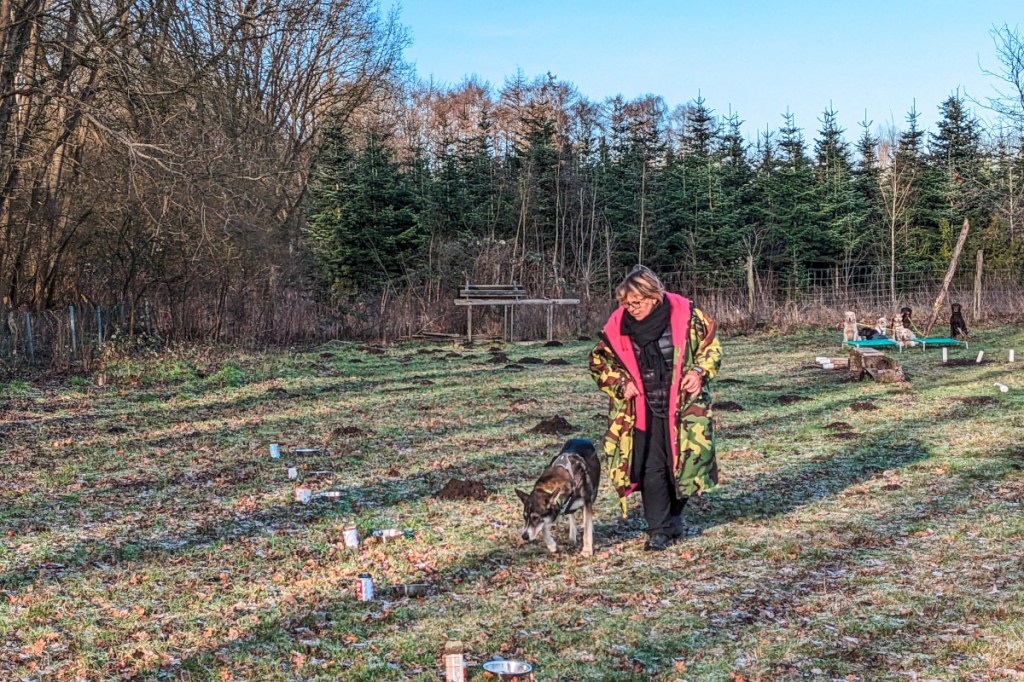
[545,543,558,553]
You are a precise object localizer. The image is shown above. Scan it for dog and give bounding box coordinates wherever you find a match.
[892,316,917,346]
[841,311,860,342]
[900,306,913,331]
[875,316,888,339]
[516,438,600,557]
[950,303,969,339]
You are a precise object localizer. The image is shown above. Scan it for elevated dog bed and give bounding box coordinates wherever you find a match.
[916,337,968,350]
[844,338,904,352]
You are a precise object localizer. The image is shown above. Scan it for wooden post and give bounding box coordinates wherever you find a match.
[467,306,473,344]
[973,249,983,322]
[24,312,34,364]
[96,306,104,346]
[746,254,755,316]
[546,302,554,341]
[510,304,515,343]
[69,305,78,359]
[923,218,971,338]
[144,299,152,336]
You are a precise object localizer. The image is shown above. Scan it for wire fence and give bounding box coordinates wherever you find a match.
[2,257,1022,371]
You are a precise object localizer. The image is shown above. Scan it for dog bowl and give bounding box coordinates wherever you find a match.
[482,659,532,677]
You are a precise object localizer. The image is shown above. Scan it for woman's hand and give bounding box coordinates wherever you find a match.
[622,381,640,400]
[681,369,702,395]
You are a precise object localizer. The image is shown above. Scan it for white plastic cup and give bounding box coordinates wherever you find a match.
[942,348,948,363]
[995,383,1009,393]
[1010,350,1016,363]
[343,524,359,549]
[294,487,312,504]
[287,467,298,480]
[269,443,281,459]
[976,350,985,364]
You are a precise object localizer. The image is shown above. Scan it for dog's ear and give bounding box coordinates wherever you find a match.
[515,489,530,504]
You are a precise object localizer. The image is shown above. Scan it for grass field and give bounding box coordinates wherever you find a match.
[2,326,1023,681]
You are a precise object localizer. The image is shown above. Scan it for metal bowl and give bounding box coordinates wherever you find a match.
[482,659,533,676]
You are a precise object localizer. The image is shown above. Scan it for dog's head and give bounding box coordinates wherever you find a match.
[900,306,912,317]
[844,311,857,324]
[515,488,562,542]
[951,303,962,314]
[876,316,887,330]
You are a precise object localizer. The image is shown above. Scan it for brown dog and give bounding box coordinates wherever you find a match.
[950,303,969,339]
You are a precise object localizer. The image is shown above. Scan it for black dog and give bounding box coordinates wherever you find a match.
[950,303,969,339]
[900,306,913,330]
[516,438,600,557]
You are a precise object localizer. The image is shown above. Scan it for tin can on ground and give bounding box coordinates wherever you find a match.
[287,467,298,480]
[294,487,312,504]
[269,443,281,458]
[443,641,466,682]
[343,523,359,549]
[355,573,374,601]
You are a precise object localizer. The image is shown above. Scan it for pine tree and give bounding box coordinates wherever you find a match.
[814,107,867,268]
[306,124,422,298]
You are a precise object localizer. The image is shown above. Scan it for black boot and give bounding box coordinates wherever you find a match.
[644,533,673,551]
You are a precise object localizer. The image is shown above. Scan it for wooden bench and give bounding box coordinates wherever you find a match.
[454,283,579,343]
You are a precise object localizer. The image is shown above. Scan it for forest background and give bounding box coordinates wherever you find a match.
[3,0,1024,363]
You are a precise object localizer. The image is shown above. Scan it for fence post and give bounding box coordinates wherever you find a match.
[96,305,104,346]
[69,305,78,359]
[546,302,554,342]
[144,299,152,336]
[746,255,755,317]
[973,249,983,322]
[24,312,34,364]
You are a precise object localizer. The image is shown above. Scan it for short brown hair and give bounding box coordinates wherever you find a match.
[616,265,665,305]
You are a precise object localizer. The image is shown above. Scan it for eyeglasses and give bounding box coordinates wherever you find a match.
[623,298,652,310]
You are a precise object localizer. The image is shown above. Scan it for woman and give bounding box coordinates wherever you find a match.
[589,266,722,551]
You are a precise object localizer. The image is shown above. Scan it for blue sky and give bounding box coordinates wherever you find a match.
[384,1,1021,141]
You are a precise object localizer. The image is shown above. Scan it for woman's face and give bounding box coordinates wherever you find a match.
[623,293,658,321]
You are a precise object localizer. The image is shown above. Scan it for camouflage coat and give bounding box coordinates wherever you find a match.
[589,292,722,516]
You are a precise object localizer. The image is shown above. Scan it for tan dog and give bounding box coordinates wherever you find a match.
[841,311,860,342]
[892,317,916,346]
[875,316,888,339]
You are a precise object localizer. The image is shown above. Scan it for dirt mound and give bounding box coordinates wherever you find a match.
[320,351,334,359]
[944,358,987,367]
[434,478,489,501]
[411,379,434,386]
[828,432,859,440]
[849,402,878,411]
[487,346,504,353]
[445,352,462,358]
[715,401,745,412]
[775,394,809,405]
[544,340,563,347]
[958,396,999,406]
[530,415,576,434]
[825,421,853,431]
[518,357,544,364]
[511,397,539,406]
[504,363,526,371]
[333,425,363,437]
[547,358,570,366]
[488,353,509,364]
[577,336,592,342]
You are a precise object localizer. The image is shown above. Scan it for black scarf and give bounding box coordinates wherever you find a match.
[621,297,671,384]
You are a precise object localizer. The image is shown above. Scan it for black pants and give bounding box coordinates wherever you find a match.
[633,415,687,536]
